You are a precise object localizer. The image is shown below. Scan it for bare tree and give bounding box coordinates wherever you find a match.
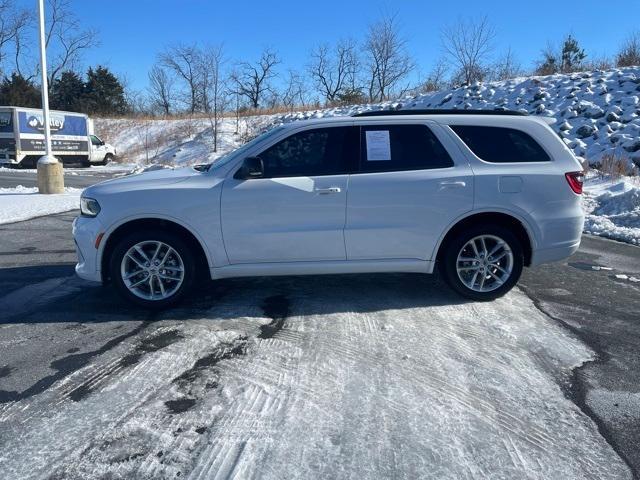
[0,0,30,75]
[420,58,449,92]
[309,39,358,103]
[159,43,202,113]
[228,77,242,134]
[281,70,307,112]
[44,0,98,84]
[147,64,175,116]
[200,44,227,152]
[231,48,279,109]
[616,31,640,67]
[364,14,414,102]
[441,16,495,85]
[492,47,522,81]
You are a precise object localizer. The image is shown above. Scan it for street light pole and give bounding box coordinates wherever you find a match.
[36,0,64,194]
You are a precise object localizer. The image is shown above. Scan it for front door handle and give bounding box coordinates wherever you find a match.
[314,187,341,195]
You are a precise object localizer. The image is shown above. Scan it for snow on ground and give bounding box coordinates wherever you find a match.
[583,174,640,244]
[0,276,631,479]
[94,117,270,168]
[0,185,81,225]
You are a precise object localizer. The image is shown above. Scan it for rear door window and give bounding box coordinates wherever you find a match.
[451,125,550,163]
[258,126,358,178]
[359,124,453,173]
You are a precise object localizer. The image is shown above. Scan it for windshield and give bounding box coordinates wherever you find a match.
[205,125,285,172]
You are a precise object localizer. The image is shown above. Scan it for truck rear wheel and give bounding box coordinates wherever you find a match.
[101,153,114,166]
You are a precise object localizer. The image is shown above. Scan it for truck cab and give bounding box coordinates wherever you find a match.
[89,135,117,165]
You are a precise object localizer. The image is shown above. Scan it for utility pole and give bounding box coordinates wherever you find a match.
[36,0,64,194]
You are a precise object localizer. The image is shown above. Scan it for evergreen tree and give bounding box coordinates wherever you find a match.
[560,35,586,73]
[50,71,86,112]
[84,66,128,115]
[536,35,587,75]
[0,73,40,108]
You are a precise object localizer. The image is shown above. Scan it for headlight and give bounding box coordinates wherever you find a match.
[80,197,101,217]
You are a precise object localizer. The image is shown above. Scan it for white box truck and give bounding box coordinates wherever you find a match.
[0,106,116,168]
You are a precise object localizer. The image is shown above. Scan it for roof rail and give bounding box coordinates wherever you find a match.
[351,109,528,117]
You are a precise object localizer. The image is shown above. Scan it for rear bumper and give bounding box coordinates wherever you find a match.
[530,239,581,266]
[529,200,584,267]
[72,216,104,282]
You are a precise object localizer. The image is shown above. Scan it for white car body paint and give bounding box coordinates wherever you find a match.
[74,114,584,286]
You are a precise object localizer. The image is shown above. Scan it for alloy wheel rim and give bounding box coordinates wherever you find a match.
[456,234,514,293]
[120,240,185,301]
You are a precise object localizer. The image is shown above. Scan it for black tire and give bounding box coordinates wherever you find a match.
[101,153,113,166]
[110,230,195,309]
[80,158,91,168]
[439,224,524,301]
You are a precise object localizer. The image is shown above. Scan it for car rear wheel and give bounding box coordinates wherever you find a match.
[440,225,523,301]
[110,230,195,308]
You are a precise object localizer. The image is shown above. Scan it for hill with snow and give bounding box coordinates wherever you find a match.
[97,66,640,170]
[278,66,640,168]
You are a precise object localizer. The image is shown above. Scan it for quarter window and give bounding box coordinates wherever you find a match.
[257,126,358,178]
[360,124,453,172]
[451,125,550,163]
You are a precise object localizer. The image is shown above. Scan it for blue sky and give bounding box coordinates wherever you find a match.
[18,0,640,92]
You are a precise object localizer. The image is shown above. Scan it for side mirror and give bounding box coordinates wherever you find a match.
[99,141,105,146]
[235,156,264,179]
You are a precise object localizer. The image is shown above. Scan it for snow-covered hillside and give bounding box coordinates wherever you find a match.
[279,66,640,167]
[96,67,640,169]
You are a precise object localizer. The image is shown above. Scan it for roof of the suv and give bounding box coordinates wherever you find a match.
[352,109,527,117]
[276,109,554,130]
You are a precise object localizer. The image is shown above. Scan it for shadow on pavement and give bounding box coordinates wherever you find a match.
[0,263,469,324]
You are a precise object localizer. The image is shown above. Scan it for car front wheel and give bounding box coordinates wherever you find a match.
[440,225,524,301]
[110,230,195,308]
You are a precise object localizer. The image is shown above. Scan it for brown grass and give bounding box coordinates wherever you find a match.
[595,152,637,179]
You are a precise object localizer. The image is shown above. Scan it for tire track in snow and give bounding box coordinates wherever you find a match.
[186,287,626,480]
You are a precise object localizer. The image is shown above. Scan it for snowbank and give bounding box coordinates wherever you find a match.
[0,185,82,224]
[583,175,640,244]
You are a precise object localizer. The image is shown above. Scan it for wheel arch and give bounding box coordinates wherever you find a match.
[100,216,211,283]
[434,211,535,267]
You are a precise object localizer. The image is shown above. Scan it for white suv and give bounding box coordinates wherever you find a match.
[73,110,585,308]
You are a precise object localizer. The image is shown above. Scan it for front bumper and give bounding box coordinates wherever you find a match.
[72,216,105,282]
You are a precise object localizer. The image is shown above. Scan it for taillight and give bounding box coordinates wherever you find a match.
[565,171,584,194]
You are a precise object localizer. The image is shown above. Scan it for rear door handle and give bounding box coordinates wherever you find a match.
[314,187,341,194]
[438,180,466,188]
